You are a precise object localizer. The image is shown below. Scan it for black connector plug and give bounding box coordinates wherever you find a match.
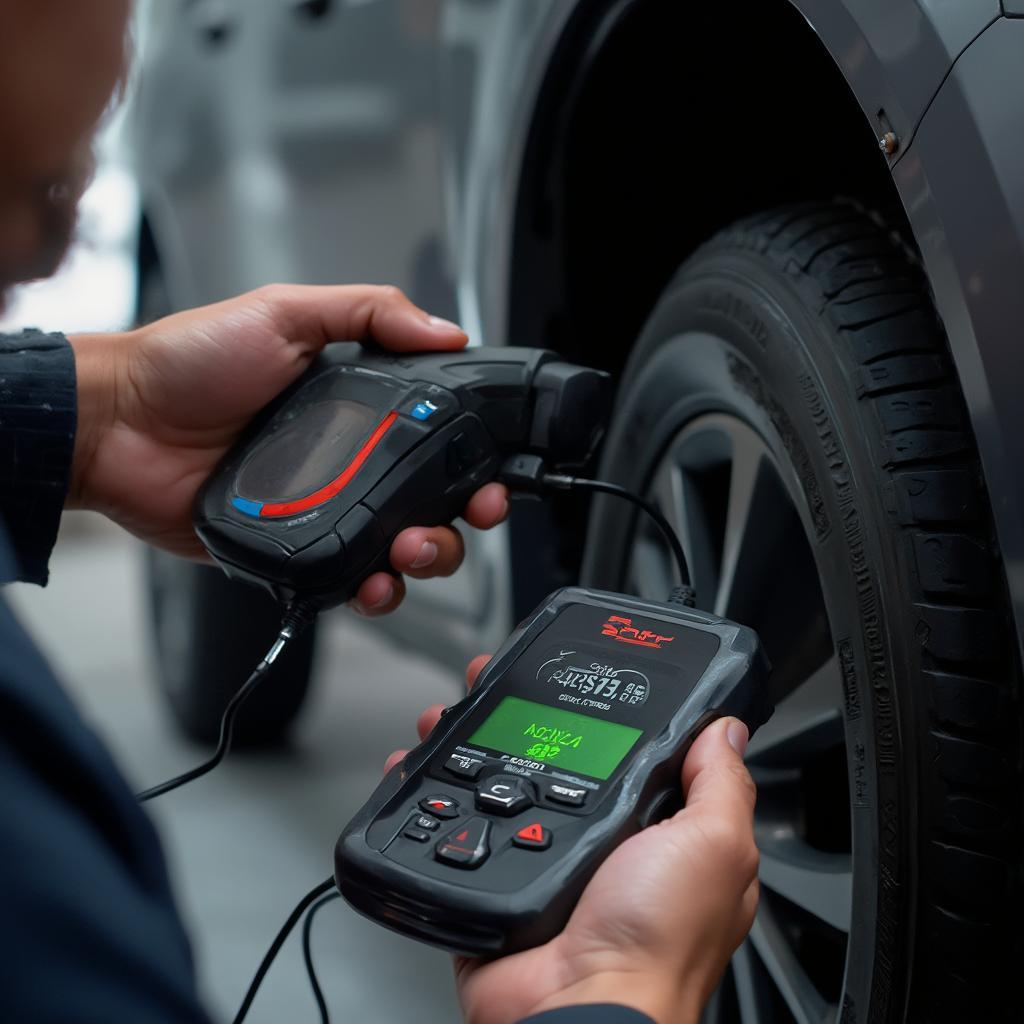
[498,454,549,497]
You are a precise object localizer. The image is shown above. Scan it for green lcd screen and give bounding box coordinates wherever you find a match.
[468,696,643,780]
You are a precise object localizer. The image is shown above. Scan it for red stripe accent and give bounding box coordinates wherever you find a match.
[259,411,398,518]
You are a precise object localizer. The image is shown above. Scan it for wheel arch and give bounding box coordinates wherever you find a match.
[501,0,912,609]
[501,0,1024,654]
[507,0,917,379]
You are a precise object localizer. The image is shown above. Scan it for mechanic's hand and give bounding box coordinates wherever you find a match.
[384,657,759,1024]
[68,284,508,614]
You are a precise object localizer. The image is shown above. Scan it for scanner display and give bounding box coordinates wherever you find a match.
[237,399,377,501]
[467,695,643,780]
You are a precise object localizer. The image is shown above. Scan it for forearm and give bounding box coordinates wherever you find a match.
[66,332,122,513]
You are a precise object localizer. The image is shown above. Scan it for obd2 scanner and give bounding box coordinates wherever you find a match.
[335,588,770,956]
[194,343,609,609]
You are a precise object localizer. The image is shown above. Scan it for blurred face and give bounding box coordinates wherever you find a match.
[0,0,131,309]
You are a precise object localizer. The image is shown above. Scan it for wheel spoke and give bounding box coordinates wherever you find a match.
[748,908,836,1024]
[630,534,675,600]
[756,837,852,933]
[714,431,766,619]
[746,656,843,768]
[732,942,771,1024]
[650,459,719,602]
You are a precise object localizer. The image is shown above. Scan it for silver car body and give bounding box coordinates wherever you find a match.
[131,0,1024,666]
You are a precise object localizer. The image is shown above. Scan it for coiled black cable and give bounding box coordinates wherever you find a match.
[137,599,319,802]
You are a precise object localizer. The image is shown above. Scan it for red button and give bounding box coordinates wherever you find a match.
[512,822,551,850]
[419,795,459,819]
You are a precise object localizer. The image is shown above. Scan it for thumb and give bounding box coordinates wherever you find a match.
[257,283,468,354]
[680,716,756,825]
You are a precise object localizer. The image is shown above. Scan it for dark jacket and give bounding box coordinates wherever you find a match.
[0,330,652,1024]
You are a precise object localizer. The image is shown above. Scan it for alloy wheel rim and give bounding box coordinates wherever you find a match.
[626,412,853,1022]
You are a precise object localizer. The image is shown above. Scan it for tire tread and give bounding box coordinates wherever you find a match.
[707,202,1022,1019]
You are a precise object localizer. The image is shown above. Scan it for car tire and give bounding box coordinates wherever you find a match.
[145,547,317,746]
[583,202,1022,1021]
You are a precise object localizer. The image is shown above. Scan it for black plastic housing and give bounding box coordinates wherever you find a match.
[334,587,772,957]
[194,344,609,608]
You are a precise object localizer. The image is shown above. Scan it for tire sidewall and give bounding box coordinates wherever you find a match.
[584,247,918,1020]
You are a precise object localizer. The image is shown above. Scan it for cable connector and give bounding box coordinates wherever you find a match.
[497,453,550,497]
[137,598,320,802]
[279,596,320,642]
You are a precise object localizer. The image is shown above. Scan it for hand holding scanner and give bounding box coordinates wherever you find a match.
[194,344,609,609]
[334,587,772,957]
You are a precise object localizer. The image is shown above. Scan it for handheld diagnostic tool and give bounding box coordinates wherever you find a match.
[335,587,771,957]
[195,344,609,609]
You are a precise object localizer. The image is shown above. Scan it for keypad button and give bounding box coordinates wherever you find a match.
[413,815,440,831]
[512,822,552,851]
[402,827,431,843]
[419,795,460,819]
[435,817,491,868]
[445,753,485,780]
[543,782,588,808]
[475,776,533,816]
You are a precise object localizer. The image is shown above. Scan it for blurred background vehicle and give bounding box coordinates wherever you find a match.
[124,0,1024,1021]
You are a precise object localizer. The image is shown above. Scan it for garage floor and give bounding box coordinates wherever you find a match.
[7,513,464,1024]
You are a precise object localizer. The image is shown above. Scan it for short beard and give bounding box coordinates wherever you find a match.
[0,145,95,310]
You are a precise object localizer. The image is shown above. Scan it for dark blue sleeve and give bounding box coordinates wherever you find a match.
[0,329,76,585]
[0,588,213,1023]
[516,1006,655,1024]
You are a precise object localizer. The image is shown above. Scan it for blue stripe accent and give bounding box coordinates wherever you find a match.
[232,496,264,517]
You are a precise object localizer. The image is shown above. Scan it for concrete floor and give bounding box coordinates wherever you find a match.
[7,512,465,1023]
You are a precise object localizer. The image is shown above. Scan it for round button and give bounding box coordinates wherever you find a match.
[474,775,533,816]
[419,795,460,819]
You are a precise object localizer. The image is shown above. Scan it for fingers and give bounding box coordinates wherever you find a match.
[350,571,406,616]
[388,669,484,775]
[466,654,491,689]
[419,657,489,742]
[681,717,753,810]
[384,702,448,775]
[387,483,508,580]
[410,660,487,750]
[417,704,447,741]
[390,525,465,579]
[259,283,468,354]
[674,717,758,882]
[463,482,509,530]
